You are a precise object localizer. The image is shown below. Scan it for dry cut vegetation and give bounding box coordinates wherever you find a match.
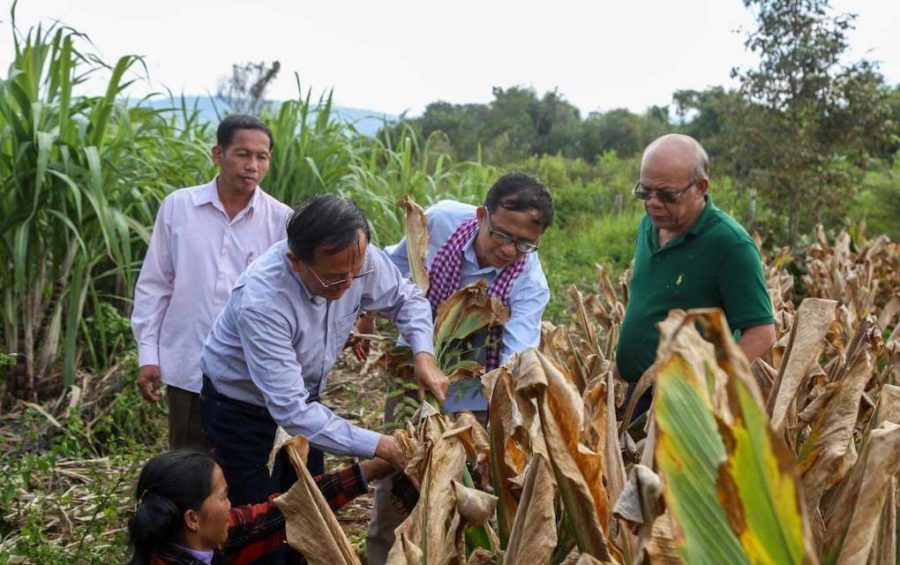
[269,201,899,564]
[2,199,897,563]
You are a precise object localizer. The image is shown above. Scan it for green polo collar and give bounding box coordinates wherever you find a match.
[648,194,716,253]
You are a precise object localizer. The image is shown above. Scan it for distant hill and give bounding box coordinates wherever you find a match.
[132,95,399,137]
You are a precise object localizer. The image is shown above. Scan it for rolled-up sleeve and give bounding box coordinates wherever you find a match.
[131,199,175,367]
[362,248,434,355]
[236,306,381,458]
[500,264,550,362]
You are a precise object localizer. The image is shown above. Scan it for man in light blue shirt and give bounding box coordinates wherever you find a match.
[199,194,449,508]
[374,172,553,397]
[365,171,554,564]
[384,198,551,363]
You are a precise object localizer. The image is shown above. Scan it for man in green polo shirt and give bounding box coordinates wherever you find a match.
[616,134,775,391]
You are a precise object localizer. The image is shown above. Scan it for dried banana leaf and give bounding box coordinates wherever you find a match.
[398,195,430,295]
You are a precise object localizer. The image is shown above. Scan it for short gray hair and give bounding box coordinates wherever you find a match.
[692,143,709,183]
[642,133,709,183]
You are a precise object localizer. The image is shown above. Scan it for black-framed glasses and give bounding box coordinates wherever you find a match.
[632,179,696,203]
[484,213,539,254]
[304,261,375,289]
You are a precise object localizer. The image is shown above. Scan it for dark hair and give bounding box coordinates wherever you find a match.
[483,172,554,230]
[216,114,275,150]
[127,450,217,565]
[287,194,371,262]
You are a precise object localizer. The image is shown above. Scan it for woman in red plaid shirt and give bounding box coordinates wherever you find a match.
[127,450,391,564]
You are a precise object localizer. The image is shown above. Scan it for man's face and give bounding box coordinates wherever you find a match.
[288,234,369,301]
[212,128,272,195]
[639,153,707,235]
[474,206,544,269]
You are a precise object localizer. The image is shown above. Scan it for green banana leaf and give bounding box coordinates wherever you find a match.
[653,308,815,565]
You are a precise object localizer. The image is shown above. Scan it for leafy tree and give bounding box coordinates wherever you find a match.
[640,105,673,149]
[531,89,582,158]
[416,101,489,160]
[580,107,670,161]
[731,0,895,244]
[389,86,584,163]
[580,109,643,160]
[216,60,281,116]
[672,87,745,162]
[849,155,900,240]
[882,85,900,159]
[481,86,541,162]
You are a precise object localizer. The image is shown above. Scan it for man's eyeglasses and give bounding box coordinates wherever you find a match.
[305,262,375,289]
[484,214,539,254]
[632,180,696,204]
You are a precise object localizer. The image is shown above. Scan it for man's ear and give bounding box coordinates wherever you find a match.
[212,145,224,167]
[285,250,302,273]
[696,178,710,195]
[476,206,487,222]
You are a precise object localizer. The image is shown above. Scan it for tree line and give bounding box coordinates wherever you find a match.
[382,0,899,245]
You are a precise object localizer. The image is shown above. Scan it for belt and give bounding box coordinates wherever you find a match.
[201,375,272,419]
[201,375,321,418]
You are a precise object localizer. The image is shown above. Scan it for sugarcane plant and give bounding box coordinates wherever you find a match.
[0,13,212,400]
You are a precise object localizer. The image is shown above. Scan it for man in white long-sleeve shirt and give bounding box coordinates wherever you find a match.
[199,193,450,507]
[130,115,291,449]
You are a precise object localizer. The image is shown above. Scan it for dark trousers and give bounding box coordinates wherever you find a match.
[166,385,209,451]
[625,383,654,422]
[199,377,324,507]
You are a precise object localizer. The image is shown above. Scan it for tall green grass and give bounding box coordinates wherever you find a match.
[0,19,209,395]
[261,78,358,206]
[343,126,498,245]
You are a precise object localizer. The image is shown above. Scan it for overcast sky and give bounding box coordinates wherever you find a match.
[2,0,897,116]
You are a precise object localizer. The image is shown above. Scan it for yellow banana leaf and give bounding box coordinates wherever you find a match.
[653,308,814,565]
[654,353,747,564]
